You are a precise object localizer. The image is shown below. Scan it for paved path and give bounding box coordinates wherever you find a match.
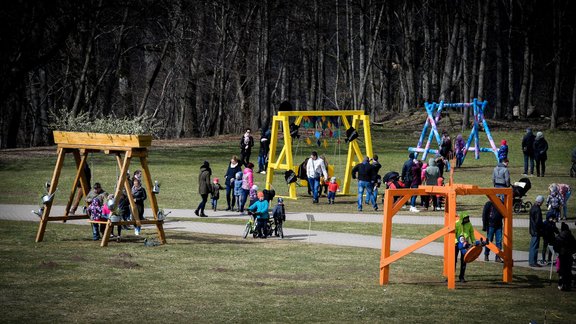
[2,204,565,272]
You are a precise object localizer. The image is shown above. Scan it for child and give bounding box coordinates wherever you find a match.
[103,194,122,238]
[132,177,147,236]
[211,178,223,211]
[233,171,243,212]
[546,183,564,221]
[272,197,286,237]
[436,177,445,210]
[327,177,340,204]
[87,197,104,241]
[248,191,270,238]
[498,139,508,162]
[249,184,258,207]
[419,162,428,207]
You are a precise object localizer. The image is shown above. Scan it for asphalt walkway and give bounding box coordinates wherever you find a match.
[1,204,565,272]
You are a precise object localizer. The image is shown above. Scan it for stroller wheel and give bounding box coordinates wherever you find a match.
[571,163,576,177]
[523,201,532,213]
[513,202,522,214]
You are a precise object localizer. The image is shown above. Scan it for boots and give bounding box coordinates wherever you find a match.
[495,256,503,263]
[484,255,489,262]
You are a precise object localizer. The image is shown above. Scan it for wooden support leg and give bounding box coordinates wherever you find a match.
[36,148,66,242]
[101,222,112,247]
[380,191,395,285]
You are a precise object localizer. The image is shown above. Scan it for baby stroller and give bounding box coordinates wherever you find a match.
[512,177,532,213]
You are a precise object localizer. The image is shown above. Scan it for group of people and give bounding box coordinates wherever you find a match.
[79,168,147,240]
[529,194,576,291]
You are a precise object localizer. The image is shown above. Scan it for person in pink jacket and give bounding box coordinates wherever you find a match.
[240,163,254,213]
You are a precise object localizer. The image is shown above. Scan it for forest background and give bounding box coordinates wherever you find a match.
[1,0,575,149]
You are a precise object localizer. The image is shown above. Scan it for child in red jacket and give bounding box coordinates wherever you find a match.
[327,177,340,204]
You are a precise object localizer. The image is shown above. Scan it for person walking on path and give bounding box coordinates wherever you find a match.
[352,156,376,211]
[482,201,503,262]
[521,128,535,176]
[533,131,548,177]
[528,195,544,267]
[195,161,212,217]
[306,151,328,204]
[239,128,254,166]
[224,156,242,211]
[455,212,475,283]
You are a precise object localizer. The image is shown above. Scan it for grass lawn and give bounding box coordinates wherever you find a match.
[1,128,575,218]
[175,217,539,252]
[1,220,575,323]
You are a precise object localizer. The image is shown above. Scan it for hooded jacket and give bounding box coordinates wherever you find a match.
[424,158,440,185]
[455,217,475,244]
[492,162,510,187]
[198,163,213,195]
[522,130,535,155]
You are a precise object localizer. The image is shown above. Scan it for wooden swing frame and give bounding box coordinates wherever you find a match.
[35,131,166,247]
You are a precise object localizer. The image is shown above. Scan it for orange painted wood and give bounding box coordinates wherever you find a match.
[380,182,514,290]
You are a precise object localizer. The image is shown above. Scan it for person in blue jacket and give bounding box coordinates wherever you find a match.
[248,191,269,238]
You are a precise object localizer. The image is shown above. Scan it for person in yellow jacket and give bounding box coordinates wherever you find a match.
[455,212,475,283]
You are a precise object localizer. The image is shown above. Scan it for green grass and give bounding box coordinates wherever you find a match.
[1,128,575,218]
[177,217,543,252]
[1,220,575,323]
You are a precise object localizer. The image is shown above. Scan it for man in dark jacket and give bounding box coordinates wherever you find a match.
[555,222,576,291]
[195,161,212,217]
[401,152,415,185]
[482,201,503,262]
[239,128,254,166]
[352,156,376,211]
[521,128,535,176]
[257,127,271,174]
[533,131,548,177]
[528,195,544,267]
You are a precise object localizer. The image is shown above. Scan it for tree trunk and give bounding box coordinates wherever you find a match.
[439,9,460,101]
[495,1,503,119]
[476,0,489,101]
[506,0,514,117]
[518,33,530,118]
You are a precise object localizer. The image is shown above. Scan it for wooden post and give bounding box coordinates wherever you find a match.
[36,148,66,242]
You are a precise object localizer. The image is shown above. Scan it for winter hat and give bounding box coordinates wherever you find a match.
[501,139,507,145]
[535,132,544,140]
[202,161,210,168]
[257,191,264,198]
[247,162,254,169]
[535,195,544,204]
[409,152,415,159]
[251,184,258,190]
[235,171,243,180]
[277,197,284,204]
[330,176,336,182]
[213,178,219,183]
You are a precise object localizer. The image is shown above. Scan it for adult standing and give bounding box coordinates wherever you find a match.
[257,127,271,174]
[306,151,328,204]
[367,155,382,210]
[401,153,414,185]
[239,128,254,166]
[240,162,254,213]
[440,130,452,171]
[521,128,535,176]
[195,161,212,217]
[132,178,147,235]
[424,158,440,211]
[351,156,376,211]
[408,159,422,213]
[224,156,243,211]
[533,131,548,177]
[482,201,503,262]
[528,195,544,267]
[554,222,576,291]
